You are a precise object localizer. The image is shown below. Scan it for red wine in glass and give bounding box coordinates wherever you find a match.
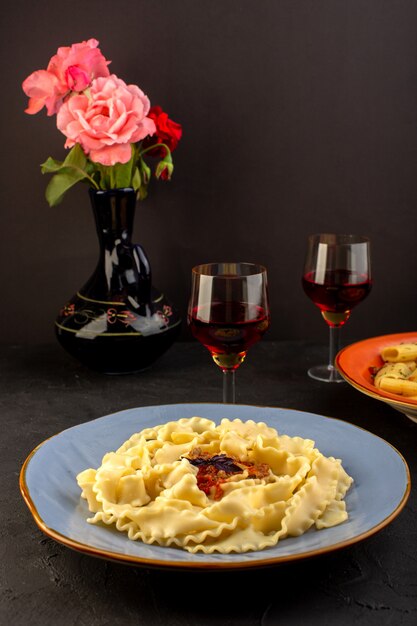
[189,302,269,370]
[188,263,270,402]
[302,269,372,327]
[302,234,372,383]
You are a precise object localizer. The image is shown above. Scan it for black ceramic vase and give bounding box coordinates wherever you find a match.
[55,188,181,374]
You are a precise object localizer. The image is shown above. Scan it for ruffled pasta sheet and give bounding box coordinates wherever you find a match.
[77,417,353,554]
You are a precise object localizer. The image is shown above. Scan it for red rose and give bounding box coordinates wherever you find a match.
[143,105,182,157]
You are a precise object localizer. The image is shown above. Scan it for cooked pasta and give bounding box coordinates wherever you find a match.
[378,377,417,397]
[77,417,353,554]
[381,343,417,363]
[374,362,416,388]
[373,341,417,399]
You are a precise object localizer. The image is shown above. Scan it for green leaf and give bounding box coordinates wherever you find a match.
[45,169,91,207]
[42,144,88,174]
[112,160,133,188]
[139,157,151,185]
[137,184,148,201]
[94,163,110,189]
[95,145,136,189]
[131,166,141,192]
[41,144,99,205]
[41,156,64,174]
[63,143,88,168]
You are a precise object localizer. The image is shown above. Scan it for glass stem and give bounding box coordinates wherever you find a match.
[222,369,236,404]
[328,325,341,381]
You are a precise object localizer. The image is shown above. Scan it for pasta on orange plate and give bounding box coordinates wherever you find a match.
[373,342,417,399]
[76,417,353,554]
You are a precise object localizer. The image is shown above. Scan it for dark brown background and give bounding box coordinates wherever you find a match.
[2,0,417,346]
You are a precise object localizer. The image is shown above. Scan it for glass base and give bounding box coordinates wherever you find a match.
[308,364,345,383]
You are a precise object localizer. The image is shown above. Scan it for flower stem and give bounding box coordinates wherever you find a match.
[139,142,171,158]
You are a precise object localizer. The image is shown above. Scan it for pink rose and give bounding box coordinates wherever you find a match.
[57,74,157,165]
[22,38,110,116]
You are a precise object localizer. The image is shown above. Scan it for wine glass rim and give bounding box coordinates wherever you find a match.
[191,262,267,277]
[308,233,370,245]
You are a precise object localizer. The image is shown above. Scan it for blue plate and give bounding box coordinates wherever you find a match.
[20,403,410,570]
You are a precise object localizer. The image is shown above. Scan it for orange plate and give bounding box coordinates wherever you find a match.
[336,332,417,409]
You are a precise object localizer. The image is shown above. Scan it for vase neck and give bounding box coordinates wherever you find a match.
[89,187,136,248]
[85,187,152,306]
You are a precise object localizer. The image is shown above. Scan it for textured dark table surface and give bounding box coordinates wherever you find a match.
[1,340,416,626]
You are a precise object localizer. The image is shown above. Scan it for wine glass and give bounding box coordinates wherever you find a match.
[302,233,372,383]
[188,262,270,403]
